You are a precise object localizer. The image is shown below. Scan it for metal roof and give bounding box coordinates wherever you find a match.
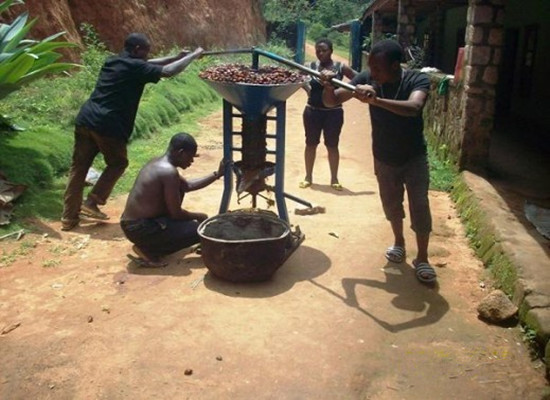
[361,0,468,21]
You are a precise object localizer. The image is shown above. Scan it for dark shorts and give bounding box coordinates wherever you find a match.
[120,217,200,258]
[303,106,344,147]
[374,155,432,235]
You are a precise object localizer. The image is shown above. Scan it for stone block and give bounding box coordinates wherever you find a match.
[472,6,495,24]
[521,294,550,320]
[471,46,492,65]
[525,308,550,345]
[483,66,499,85]
[464,45,473,64]
[463,65,475,84]
[484,97,496,114]
[465,25,474,43]
[488,28,504,46]
[474,26,485,45]
[465,96,484,114]
[492,48,502,65]
[464,85,484,95]
[496,9,505,24]
[512,278,528,306]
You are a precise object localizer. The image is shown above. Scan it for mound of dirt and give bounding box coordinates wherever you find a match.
[200,213,288,241]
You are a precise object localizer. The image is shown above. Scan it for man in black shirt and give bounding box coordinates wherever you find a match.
[62,33,203,231]
[322,40,436,284]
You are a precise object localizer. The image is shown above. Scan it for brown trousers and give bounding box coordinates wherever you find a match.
[62,126,128,222]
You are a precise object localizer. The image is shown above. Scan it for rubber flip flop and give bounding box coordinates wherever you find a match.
[299,180,312,189]
[80,204,110,220]
[331,183,343,191]
[413,260,437,284]
[385,246,406,263]
[126,253,168,268]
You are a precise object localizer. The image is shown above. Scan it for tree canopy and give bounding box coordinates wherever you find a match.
[261,0,365,27]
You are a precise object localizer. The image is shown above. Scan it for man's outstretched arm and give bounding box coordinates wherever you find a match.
[183,159,226,192]
[160,47,204,78]
[148,50,191,66]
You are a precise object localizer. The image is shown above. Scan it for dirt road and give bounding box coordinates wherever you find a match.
[0,57,547,398]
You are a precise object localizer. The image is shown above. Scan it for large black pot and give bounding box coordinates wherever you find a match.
[198,211,291,282]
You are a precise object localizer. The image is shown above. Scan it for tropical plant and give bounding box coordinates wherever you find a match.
[0,0,79,128]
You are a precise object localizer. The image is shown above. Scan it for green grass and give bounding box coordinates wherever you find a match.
[450,175,518,295]
[428,145,457,192]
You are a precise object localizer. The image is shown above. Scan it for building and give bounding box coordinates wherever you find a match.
[359,0,549,173]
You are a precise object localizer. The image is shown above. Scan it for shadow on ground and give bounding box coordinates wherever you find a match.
[202,245,332,298]
[309,262,450,333]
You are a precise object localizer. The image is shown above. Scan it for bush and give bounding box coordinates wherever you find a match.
[307,22,329,41]
[327,30,350,49]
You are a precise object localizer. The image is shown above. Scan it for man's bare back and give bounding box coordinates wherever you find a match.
[122,156,185,221]
[120,132,225,266]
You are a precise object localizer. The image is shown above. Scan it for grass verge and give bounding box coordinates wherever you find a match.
[450,175,518,295]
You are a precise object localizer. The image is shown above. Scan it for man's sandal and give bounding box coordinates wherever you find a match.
[331,183,343,191]
[385,246,406,263]
[61,218,79,231]
[80,204,109,220]
[126,253,168,268]
[412,260,437,284]
[299,180,312,189]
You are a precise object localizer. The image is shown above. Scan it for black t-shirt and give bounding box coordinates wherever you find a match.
[308,61,343,109]
[351,69,430,166]
[75,51,163,141]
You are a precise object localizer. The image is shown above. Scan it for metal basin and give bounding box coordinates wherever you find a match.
[198,211,291,282]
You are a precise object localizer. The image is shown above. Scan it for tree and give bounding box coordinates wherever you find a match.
[261,0,311,22]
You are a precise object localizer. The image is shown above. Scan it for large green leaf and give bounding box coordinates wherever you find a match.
[0,45,27,62]
[0,0,81,101]
[37,31,67,43]
[0,0,24,15]
[0,12,28,50]
[2,17,37,53]
[28,40,78,55]
[27,51,61,70]
[0,52,35,84]
[0,25,10,39]
[17,62,79,85]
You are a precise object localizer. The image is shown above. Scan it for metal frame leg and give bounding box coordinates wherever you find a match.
[274,102,289,222]
[219,99,234,214]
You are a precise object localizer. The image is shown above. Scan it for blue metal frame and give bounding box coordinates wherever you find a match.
[219,99,234,214]
[295,20,307,65]
[274,102,288,222]
[214,50,316,222]
[350,20,363,72]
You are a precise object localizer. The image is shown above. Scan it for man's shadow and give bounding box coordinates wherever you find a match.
[309,262,449,333]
